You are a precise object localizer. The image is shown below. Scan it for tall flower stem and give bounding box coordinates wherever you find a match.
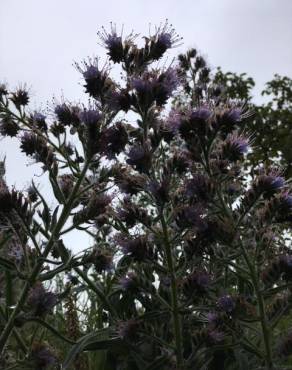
[160,211,184,369]
[240,242,274,370]
[0,160,90,354]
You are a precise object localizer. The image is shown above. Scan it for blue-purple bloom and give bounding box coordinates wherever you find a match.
[208,330,225,344]
[257,170,285,195]
[217,295,236,313]
[31,342,57,370]
[54,103,80,126]
[79,109,101,127]
[83,65,99,80]
[158,67,180,95]
[119,272,138,291]
[33,112,46,123]
[157,32,172,49]
[190,107,212,123]
[222,133,249,161]
[27,283,57,317]
[127,145,152,173]
[116,234,152,262]
[183,270,211,297]
[150,20,182,60]
[185,174,212,203]
[166,109,182,133]
[98,24,136,63]
[76,58,113,98]
[221,107,242,125]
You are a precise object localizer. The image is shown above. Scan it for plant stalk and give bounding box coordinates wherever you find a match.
[0,160,90,354]
[160,211,184,369]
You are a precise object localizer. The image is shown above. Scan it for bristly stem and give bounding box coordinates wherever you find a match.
[0,160,90,355]
[160,210,184,369]
[239,242,274,370]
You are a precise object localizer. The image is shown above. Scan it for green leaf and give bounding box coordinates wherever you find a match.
[0,256,16,271]
[62,329,123,369]
[145,356,169,370]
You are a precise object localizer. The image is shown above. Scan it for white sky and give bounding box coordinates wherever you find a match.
[0,0,292,251]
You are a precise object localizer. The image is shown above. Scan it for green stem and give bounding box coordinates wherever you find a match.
[240,242,273,370]
[160,211,184,369]
[0,160,90,354]
[74,267,118,318]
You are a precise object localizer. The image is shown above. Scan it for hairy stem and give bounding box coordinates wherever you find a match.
[160,211,184,369]
[240,242,273,370]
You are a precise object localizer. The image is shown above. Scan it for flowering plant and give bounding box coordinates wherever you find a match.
[0,22,291,370]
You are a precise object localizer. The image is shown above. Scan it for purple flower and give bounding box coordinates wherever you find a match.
[10,87,29,109]
[185,174,213,203]
[54,103,81,127]
[118,319,140,341]
[76,59,113,98]
[20,133,55,168]
[208,330,225,344]
[279,255,292,270]
[33,112,46,122]
[183,270,211,297]
[257,170,285,196]
[98,24,134,63]
[179,107,212,139]
[54,103,72,125]
[155,67,180,105]
[166,109,182,133]
[207,312,220,327]
[147,179,170,205]
[27,283,57,317]
[157,32,172,49]
[150,20,182,60]
[159,67,180,94]
[32,112,47,131]
[116,234,152,262]
[119,272,138,291]
[0,116,19,137]
[31,342,57,370]
[175,205,207,230]
[108,90,132,112]
[114,168,144,195]
[132,68,179,107]
[79,109,101,126]
[222,133,249,161]
[92,250,113,273]
[281,193,292,208]
[132,77,155,95]
[100,122,128,159]
[127,145,152,173]
[217,295,235,313]
[190,107,212,123]
[83,65,99,80]
[221,107,242,125]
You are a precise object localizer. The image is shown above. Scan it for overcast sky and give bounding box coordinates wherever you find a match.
[1,0,292,250]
